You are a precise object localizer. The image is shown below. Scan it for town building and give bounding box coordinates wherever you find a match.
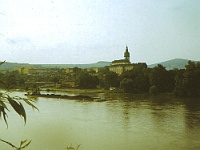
[109,46,135,75]
[13,66,35,74]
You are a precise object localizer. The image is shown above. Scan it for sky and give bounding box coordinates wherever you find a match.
[0,0,199,65]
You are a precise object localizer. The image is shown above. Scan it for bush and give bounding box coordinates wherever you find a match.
[149,86,158,95]
[120,78,135,93]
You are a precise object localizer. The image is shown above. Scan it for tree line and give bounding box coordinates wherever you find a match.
[99,61,200,98]
[0,61,199,98]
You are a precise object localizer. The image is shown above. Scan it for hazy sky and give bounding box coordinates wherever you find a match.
[0,0,199,64]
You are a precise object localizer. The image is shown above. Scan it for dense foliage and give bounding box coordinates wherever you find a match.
[174,61,200,98]
[149,64,175,93]
[120,63,149,93]
[76,71,99,89]
[0,61,199,98]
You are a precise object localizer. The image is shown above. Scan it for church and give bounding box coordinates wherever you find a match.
[109,46,135,75]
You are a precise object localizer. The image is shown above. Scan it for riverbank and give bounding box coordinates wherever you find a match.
[42,87,126,95]
[6,87,200,101]
[7,87,120,96]
[46,88,106,94]
[5,87,173,96]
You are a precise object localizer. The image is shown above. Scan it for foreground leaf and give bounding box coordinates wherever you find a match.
[0,100,9,111]
[0,106,8,127]
[22,98,39,111]
[7,96,27,124]
[0,138,17,149]
[0,138,31,150]
[66,144,81,150]
[0,60,5,66]
[20,140,32,149]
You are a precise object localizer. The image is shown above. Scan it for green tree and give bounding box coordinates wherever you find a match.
[120,63,150,93]
[76,71,99,89]
[120,78,135,93]
[149,85,159,95]
[174,61,200,97]
[104,71,120,90]
[51,76,60,84]
[73,67,82,80]
[1,71,18,89]
[173,69,186,97]
[149,64,175,93]
[97,66,110,88]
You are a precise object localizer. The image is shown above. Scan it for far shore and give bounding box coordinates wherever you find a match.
[42,88,129,95]
[8,87,119,94]
[6,88,197,101]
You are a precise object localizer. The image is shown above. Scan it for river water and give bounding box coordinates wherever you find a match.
[0,91,200,150]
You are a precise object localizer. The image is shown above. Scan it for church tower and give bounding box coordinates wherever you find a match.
[124,45,130,61]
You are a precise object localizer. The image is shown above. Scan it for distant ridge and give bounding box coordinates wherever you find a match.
[0,61,111,70]
[148,58,199,70]
[37,61,111,69]
[0,62,31,70]
[0,59,199,71]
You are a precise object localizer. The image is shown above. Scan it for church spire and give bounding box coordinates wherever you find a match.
[126,45,128,51]
[124,45,130,61]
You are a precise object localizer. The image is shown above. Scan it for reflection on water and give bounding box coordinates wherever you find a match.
[0,91,200,150]
[182,99,200,150]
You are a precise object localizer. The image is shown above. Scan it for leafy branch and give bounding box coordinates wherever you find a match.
[0,61,38,149]
[0,139,31,150]
[66,144,81,150]
[0,92,38,149]
[0,92,38,127]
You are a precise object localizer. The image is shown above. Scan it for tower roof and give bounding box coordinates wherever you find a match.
[124,46,130,57]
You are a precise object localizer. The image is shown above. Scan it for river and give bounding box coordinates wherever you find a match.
[0,91,200,150]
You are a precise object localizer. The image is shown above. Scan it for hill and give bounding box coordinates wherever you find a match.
[0,59,199,71]
[148,58,198,70]
[40,61,111,68]
[0,61,111,70]
[0,62,32,70]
